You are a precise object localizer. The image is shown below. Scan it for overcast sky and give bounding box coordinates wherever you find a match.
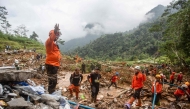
[1,0,171,42]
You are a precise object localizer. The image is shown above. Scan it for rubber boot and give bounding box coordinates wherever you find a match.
[136,99,142,106]
[76,92,79,100]
[125,97,135,109]
[94,95,97,103]
[124,103,131,109]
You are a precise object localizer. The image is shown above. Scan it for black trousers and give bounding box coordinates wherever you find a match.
[177,79,182,84]
[152,93,161,105]
[133,88,142,99]
[81,69,85,74]
[46,64,58,94]
[91,85,99,98]
[108,82,117,88]
[170,80,174,87]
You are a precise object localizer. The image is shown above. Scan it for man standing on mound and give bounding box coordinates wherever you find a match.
[125,66,146,109]
[45,24,62,94]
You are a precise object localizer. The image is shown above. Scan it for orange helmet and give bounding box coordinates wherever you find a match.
[155,74,161,78]
[185,82,190,86]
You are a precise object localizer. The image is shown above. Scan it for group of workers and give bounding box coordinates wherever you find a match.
[44,24,190,108]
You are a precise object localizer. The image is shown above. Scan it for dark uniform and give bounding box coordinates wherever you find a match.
[88,70,101,102]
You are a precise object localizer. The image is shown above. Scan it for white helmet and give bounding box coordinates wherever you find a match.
[134,66,141,70]
[181,84,188,89]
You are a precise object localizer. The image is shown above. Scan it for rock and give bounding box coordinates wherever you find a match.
[166,96,176,102]
[89,103,95,107]
[143,97,147,100]
[0,69,37,81]
[7,97,28,107]
[114,98,117,102]
[46,101,59,109]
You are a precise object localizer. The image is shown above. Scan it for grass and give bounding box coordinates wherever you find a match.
[0,32,45,54]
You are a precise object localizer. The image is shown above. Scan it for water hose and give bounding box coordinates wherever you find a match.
[152,81,156,109]
[68,100,95,109]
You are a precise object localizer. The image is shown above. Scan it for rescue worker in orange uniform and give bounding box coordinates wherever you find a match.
[108,72,119,89]
[69,68,83,100]
[45,24,61,94]
[177,72,183,84]
[169,72,175,88]
[125,66,146,109]
[185,82,190,102]
[174,84,188,101]
[151,74,163,106]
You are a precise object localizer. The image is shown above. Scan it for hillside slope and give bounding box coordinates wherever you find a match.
[0,31,45,53]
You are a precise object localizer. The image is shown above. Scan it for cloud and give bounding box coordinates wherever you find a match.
[1,0,172,42]
[84,23,104,35]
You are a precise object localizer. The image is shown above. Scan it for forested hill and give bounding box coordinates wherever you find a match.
[60,33,100,52]
[145,4,166,21]
[70,5,166,61]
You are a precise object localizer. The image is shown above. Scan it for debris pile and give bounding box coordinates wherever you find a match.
[0,49,190,109]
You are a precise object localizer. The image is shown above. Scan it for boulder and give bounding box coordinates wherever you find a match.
[0,69,37,81]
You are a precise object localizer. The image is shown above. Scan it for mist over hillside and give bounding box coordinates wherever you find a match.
[60,23,104,52]
[69,5,166,60]
[61,5,166,55]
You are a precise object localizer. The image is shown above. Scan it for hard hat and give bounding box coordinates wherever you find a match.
[185,82,190,86]
[134,66,141,70]
[115,72,119,75]
[155,74,161,78]
[181,84,188,89]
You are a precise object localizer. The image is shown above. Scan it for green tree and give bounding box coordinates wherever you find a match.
[0,6,11,34]
[13,24,29,37]
[30,31,38,41]
[157,0,190,66]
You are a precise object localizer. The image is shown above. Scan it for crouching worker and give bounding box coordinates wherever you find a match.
[108,72,119,89]
[69,68,83,100]
[152,74,163,106]
[185,82,190,102]
[88,67,101,103]
[125,66,146,109]
[174,84,188,101]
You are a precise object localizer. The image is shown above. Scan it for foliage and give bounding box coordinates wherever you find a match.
[0,31,45,53]
[151,0,190,66]
[71,22,160,61]
[57,38,65,45]
[30,31,38,41]
[13,24,29,37]
[0,6,11,34]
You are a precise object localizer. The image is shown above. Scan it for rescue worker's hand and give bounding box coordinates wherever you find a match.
[54,24,60,34]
